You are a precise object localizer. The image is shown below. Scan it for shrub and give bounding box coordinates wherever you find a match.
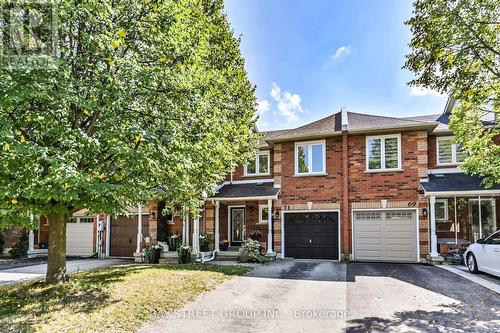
[9,232,28,258]
[238,240,267,263]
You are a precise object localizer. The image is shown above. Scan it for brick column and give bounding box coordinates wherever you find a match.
[341,131,350,258]
[273,143,283,255]
[148,200,158,241]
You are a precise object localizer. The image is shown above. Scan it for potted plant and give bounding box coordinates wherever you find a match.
[249,230,263,241]
[177,244,192,264]
[199,234,212,252]
[220,239,229,251]
[169,234,180,251]
[143,243,164,264]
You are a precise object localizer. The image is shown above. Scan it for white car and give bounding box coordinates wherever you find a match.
[464,230,500,277]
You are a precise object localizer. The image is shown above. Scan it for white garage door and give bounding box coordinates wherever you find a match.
[66,218,94,256]
[353,210,418,262]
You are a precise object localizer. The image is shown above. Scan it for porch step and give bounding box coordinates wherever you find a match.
[158,252,178,264]
[215,251,240,261]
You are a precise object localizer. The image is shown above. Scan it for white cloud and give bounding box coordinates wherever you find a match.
[270,82,304,123]
[410,86,443,97]
[256,99,270,115]
[332,45,351,60]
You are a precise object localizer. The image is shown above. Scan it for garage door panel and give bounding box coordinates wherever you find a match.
[110,214,149,257]
[354,210,417,262]
[356,223,382,233]
[66,223,94,256]
[284,212,339,260]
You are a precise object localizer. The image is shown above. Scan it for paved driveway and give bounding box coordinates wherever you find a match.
[140,260,500,333]
[0,258,131,285]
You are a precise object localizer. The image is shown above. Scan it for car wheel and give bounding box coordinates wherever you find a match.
[467,253,479,273]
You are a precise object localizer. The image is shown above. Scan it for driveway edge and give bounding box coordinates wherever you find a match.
[436,265,500,294]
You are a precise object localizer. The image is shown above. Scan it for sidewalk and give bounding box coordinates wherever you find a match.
[0,258,132,286]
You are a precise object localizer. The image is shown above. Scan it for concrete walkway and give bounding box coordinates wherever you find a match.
[0,259,131,285]
[438,264,500,294]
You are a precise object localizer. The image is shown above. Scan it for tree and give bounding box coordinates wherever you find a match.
[404,0,499,187]
[0,0,258,283]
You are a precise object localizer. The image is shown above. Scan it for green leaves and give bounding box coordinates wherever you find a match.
[405,0,499,187]
[0,0,258,226]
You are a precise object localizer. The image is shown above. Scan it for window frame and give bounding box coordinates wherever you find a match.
[244,150,271,176]
[258,204,269,225]
[294,139,327,176]
[365,134,402,172]
[436,136,465,166]
[434,199,448,221]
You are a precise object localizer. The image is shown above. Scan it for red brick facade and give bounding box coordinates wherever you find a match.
[203,128,435,260]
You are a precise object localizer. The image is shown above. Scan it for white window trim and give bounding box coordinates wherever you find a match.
[257,204,269,225]
[365,134,402,172]
[294,139,327,176]
[436,136,464,166]
[67,217,94,223]
[244,150,271,176]
[435,199,448,221]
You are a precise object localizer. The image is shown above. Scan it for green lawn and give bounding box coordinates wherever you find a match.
[0,263,252,333]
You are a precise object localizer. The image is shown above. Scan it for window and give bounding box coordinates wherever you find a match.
[67,217,93,223]
[435,199,448,221]
[258,205,269,225]
[355,212,381,220]
[295,140,326,175]
[244,151,270,176]
[386,211,414,220]
[437,136,466,165]
[366,134,401,171]
[486,231,500,245]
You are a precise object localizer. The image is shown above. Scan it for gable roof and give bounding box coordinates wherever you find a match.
[264,113,341,142]
[258,108,449,144]
[346,111,437,133]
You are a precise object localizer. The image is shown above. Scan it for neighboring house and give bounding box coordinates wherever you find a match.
[28,98,499,262]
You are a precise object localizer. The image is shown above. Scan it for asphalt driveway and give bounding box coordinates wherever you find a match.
[140,260,500,333]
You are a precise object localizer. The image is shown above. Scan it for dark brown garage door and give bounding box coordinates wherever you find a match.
[284,212,339,260]
[110,215,149,257]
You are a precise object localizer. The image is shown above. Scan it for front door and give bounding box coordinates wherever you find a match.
[230,207,245,245]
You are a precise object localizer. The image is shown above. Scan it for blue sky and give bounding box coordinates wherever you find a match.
[224,0,447,131]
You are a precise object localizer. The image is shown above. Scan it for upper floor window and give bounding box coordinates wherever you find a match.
[295,140,326,175]
[244,151,270,176]
[437,136,466,165]
[366,134,401,171]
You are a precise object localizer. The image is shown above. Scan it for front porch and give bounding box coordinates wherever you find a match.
[422,173,500,263]
[204,181,281,258]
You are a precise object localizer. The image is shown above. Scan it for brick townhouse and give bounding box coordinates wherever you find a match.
[26,98,499,263]
[202,98,499,263]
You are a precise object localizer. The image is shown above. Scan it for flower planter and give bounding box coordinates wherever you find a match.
[178,249,191,264]
[151,248,161,264]
[220,242,229,251]
[200,244,209,252]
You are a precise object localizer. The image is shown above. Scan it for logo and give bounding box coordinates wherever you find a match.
[0,0,58,69]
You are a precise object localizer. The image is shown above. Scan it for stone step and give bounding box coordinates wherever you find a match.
[215,251,240,261]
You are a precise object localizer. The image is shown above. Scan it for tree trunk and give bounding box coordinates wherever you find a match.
[46,212,68,283]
